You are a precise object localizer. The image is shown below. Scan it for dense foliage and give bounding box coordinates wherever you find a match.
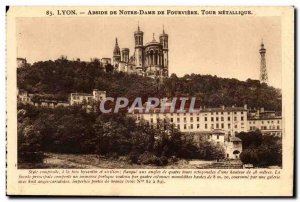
[237,130,282,167]
[17,104,224,165]
[17,58,282,111]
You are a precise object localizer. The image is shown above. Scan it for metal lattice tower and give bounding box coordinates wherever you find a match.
[259,41,268,84]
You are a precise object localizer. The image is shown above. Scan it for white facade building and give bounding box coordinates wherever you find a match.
[70,89,106,105]
[131,105,248,137]
[248,117,282,136]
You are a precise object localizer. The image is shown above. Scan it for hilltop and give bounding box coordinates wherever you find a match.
[17,58,282,111]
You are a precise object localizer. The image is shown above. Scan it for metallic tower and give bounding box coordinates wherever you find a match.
[259,41,268,84]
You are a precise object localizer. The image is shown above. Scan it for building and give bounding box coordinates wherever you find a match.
[247,108,282,136]
[17,89,70,108]
[112,25,169,79]
[70,89,106,105]
[17,58,27,68]
[130,105,248,137]
[225,136,243,159]
[130,105,247,159]
[17,89,31,103]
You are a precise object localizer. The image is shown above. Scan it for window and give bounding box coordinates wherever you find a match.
[221,117,224,121]
[205,124,207,129]
[234,112,237,114]
[184,117,186,122]
[170,118,173,122]
[197,124,200,129]
[184,124,187,129]
[171,113,173,116]
[190,113,193,116]
[216,123,219,128]
[277,125,280,129]
[205,117,207,121]
[228,117,230,121]
[262,121,264,124]
[216,135,220,139]
[211,117,214,122]
[241,111,244,114]
[184,113,186,116]
[150,118,153,123]
[267,121,270,124]
[216,117,219,121]
[190,124,193,129]
[211,124,214,129]
[197,117,200,122]
[234,117,237,121]
[221,112,223,115]
[177,124,180,129]
[190,117,193,122]
[241,116,244,121]
[235,125,237,129]
[216,112,218,115]
[211,112,213,115]
[277,120,280,124]
[228,124,231,129]
[227,112,230,115]
[221,123,224,129]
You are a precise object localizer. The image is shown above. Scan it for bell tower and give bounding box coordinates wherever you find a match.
[159,25,169,77]
[113,38,121,68]
[134,24,144,72]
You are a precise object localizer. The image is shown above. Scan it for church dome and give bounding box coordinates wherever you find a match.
[145,34,162,47]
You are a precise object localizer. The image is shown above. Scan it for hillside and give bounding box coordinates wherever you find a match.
[17,58,282,111]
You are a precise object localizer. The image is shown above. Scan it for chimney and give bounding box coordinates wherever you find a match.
[260,107,264,113]
[244,104,247,110]
[221,105,225,110]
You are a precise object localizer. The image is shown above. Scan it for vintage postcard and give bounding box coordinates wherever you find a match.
[6,6,294,196]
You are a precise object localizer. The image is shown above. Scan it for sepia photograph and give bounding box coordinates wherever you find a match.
[16,15,283,169]
[6,6,294,196]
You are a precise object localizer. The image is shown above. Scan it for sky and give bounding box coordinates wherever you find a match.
[17,16,282,88]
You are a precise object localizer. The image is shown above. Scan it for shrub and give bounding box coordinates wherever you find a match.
[160,156,168,166]
[129,150,140,164]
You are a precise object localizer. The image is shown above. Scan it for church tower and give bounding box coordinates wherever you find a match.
[113,38,121,68]
[259,40,268,84]
[159,26,169,77]
[134,24,144,73]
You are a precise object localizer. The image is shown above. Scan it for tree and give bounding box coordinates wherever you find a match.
[240,148,259,165]
[236,130,263,149]
[18,124,44,164]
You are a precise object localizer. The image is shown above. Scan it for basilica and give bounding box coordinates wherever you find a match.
[111,25,169,79]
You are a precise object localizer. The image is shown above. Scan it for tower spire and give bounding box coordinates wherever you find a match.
[259,40,268,84]
[163,24,165,34]
[138,21,140,31]
[115,37,118,45]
